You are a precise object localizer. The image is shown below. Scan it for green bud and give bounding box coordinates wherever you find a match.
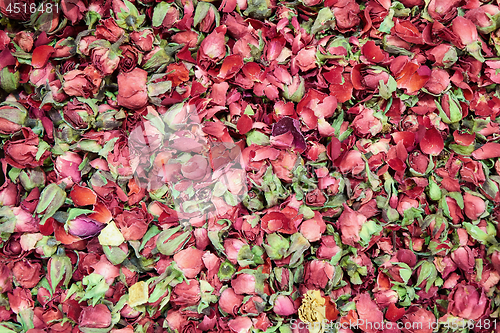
[55,123,80,144]
[48,247,73,293]
[0,102,27,133]
[218,260,236,282]
[19,167,46,191]
[237,245,264,267]
[0,67,20,93]
[243,0,272,20]
[427,179,442,201]
[156,226,191,256]
[263,234,289,260]
[283,76,305,102]
[95,108,125,130]
[36,183,67,225]
[103,245,129,265]
[299,205,315,220]
[382,207,399,223]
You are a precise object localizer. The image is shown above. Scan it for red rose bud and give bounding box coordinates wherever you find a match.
[194,2,218,32]
[62,67,101,98]
[465,5,500,34]
[198,25,227,68]
[0,206,39,233]
[451,246,475,273]
[448,283,489,320]
[7,288,34,314]
[117,68,148,109]
[304,260,334,289]
[232,273,256,295]
[130,29,154,52]
[463,192,486,221]
[452,16,479,47]
[171,279,201,307]
[338,203,367,246]
[271,116,307,152]
[316,235,342,260]
[0,103,27,135]
[79,304,112,330]
[426,44,458,68]
[95,105,126,130]
[55,152,83,188]
[12,261,41,289]
[180,155,210,180]
[115,205,150,240]
[90,41,121,76]
[491,250,500,273]
[67,215,105,238]
[241,295,264,315]
[95,18,125,43]
[0,181,18,207]
[219,287,244,315]
[0,263,13,294]
[424,68,450,95]
[173,247,204,279]
[401,307,435,333]
[300,211,326,243]
[452,16,484,61]
[224,238,247,264]
[4,128,51,169]
[273,295,296,316]
[351,64,390,92]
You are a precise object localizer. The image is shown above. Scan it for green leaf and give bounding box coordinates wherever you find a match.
[311,7,334,35]
[81,273,110,306]
[194,2,211,27]
[246,130,269,146]
[378,8,395,34]
[36,141,50,161]
[463,222,489,244]
[66,208,95,222]
[449,143,474,155]
[415,261,435,286]
[36,183,67,225]
[152,1,171,27]
[99,137,119,158]
[359,220,383,247]
[399,268,412,284]
[447,192,464,209]
[156,230,191,256]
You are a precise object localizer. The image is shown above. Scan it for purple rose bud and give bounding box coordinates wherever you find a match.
[67,215,105,238]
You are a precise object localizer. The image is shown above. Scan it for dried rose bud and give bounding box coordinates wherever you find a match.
[19,168,46,191]
[79,304,112,330]
[273,295,296,316]
[219,287,243,315]
[448,283,489,320]
[463,192,486,221]
[67,215,105,238]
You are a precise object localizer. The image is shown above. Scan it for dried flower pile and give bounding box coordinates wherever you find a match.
[0,0,500,332]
